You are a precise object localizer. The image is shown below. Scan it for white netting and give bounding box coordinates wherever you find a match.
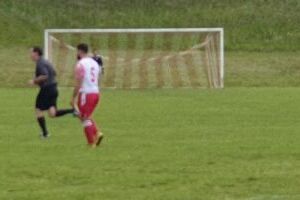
[46,29,223,89]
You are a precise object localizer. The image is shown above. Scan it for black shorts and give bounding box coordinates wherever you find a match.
[35,84,58,111]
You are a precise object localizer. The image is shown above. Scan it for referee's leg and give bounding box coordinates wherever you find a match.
[35,108,49,138]
[48,86,74,118]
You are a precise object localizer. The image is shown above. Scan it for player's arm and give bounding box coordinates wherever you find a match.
[72,79,82,100]
[71,64,84,107]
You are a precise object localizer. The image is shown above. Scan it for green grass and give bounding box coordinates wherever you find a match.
[1,1,300,199]
[0,0,300,51]
[1,48,300,88]
[1,88,300,199]
[226,51,300,87]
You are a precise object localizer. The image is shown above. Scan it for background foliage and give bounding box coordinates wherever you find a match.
[0,0,299,51]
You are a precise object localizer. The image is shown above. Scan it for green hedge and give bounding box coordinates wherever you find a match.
[0,0,299,51]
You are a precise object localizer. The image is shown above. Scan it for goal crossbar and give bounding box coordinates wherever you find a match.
[45,28,224,34]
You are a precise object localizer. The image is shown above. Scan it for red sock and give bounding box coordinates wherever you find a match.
[91,120,98,137]
[83,120,97,144]
[84,126,94,144]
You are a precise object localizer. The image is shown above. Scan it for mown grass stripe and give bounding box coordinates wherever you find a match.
[169,34,183,88]
[122,33,137,89]
[138,34,155,89]
[152,34,164,88]
[104,34,118,88]
[181,34,201,88]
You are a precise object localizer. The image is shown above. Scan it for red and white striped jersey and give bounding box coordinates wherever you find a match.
[75,57,101,94]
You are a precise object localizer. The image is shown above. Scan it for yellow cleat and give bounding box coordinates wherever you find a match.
[94,132,104,147]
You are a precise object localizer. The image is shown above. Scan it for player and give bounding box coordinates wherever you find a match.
[71,43,103,147]
[92,51,104,74]
[29,46,75,138]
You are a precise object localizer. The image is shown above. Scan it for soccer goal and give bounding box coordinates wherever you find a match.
[44,28,224,89]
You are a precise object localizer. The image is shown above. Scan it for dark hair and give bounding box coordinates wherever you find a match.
[32,46,43,56]
[77,43,89,53]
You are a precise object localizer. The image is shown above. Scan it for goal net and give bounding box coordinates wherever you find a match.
[44,28,224,89]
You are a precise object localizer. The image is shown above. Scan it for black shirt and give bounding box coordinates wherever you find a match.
[92,55,103,66]
[92,55,104,74]
[35,58,57,88]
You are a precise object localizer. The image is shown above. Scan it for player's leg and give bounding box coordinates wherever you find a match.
[81,117,103,147]
[87,94,103,147]
[81,117,98,145]
[78,93,103,146]
[78,93,97,145]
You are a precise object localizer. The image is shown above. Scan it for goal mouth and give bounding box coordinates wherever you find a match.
[45,28,224,89]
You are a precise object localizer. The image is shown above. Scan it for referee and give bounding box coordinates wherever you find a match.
[29,46,74,138]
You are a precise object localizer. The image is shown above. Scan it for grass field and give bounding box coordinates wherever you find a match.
[1,0,300,199]
[1,88,300,200]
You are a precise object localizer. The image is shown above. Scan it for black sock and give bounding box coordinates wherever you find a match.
[55,108,74,117]
[37,117,48,136]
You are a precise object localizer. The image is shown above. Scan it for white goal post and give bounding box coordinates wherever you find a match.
[44,28,224,89]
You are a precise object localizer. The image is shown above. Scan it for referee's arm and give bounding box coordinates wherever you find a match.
[34,65,48,85]
[33,75,47,85]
